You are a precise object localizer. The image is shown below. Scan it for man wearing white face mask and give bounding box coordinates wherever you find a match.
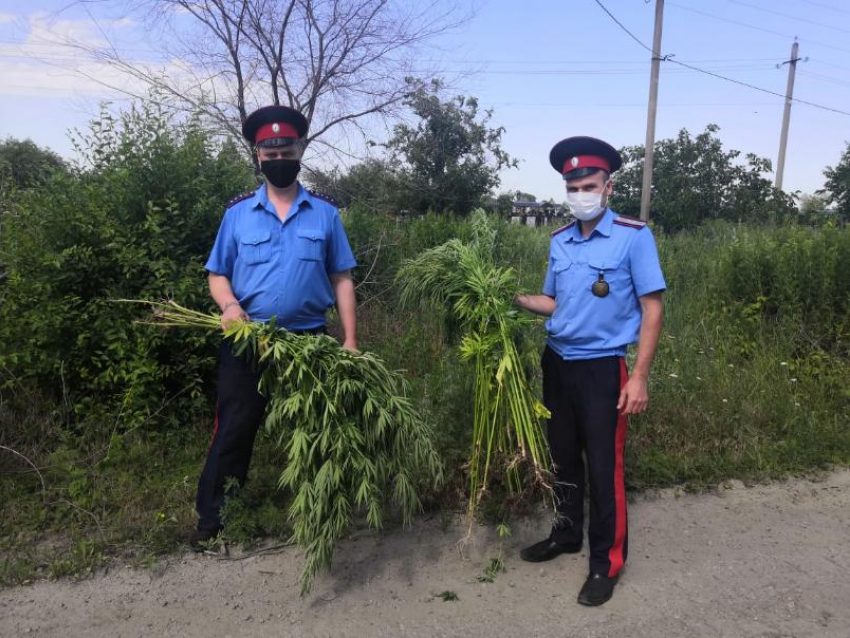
[514,136,665,606]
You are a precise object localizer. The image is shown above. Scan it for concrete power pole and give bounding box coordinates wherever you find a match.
[640,0,665,222]
[775,40,802,191]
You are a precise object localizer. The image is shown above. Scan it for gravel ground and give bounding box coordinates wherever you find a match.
[2,469,849,638]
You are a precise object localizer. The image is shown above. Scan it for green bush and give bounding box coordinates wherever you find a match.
[629,221,850,487]
[0,103,255,437]
[714,223,848,355]
[1,102,848,584]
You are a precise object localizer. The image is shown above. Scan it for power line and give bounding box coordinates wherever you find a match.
[592,0,655,54]
[0,44,785,75]
[667,60,850,117]
[809,58,850,75]
[462,66,776,76]
[798,70,850,90]
[721,0,850,36]
[0,50,781,77]
[796,0,850,17]
[1,38,783,65]
[594,0,850,117]
[668,3,796,40]
[667,2,850,57]
[434,57,779,65]
[0,37,164,56]
[490,101,778,108]
[0,83,125,95]
[0,37,791,71]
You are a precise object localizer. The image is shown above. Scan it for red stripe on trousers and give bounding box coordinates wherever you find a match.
[608,358,629,578]
[206,407,220,456]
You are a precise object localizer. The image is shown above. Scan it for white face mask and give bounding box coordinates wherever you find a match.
[566,181,610,221]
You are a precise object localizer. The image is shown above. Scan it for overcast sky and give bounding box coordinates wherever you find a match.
[1,0,849,203]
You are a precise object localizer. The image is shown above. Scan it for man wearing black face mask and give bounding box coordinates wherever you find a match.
[190,105,358,550]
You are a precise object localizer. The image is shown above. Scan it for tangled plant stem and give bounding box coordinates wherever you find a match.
[395,210,552,525]
[131,300,443,595]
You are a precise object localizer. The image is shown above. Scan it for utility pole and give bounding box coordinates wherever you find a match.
[640,0,665,222]
[775,39,802,191]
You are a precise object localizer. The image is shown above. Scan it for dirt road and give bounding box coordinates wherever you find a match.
[2,470,849,638]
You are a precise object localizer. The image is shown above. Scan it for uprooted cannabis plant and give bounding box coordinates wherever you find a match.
[136,301,443,594]
[396,210,551,522]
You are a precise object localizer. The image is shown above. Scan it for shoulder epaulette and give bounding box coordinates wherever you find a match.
[307,189,339,208]
[550,221,576,237]
[225,191,255,209]
[613,215,647,229]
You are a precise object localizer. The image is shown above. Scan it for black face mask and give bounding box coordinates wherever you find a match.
[261,159,301,189]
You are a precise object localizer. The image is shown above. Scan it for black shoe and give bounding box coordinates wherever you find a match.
[520,538,582,563]
[577,572,617,606]
[189,526,222,553]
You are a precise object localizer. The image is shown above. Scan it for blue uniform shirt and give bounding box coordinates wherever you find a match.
[542,208,666,360]
[205,183,357,330]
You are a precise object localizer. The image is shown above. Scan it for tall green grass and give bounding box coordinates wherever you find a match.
[2,216,848,585]
[630,222,849,487]
[347,215,849,489]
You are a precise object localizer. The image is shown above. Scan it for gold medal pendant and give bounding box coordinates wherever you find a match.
[591,271,609,297]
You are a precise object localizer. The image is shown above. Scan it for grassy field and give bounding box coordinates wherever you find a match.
[1,215,848,585]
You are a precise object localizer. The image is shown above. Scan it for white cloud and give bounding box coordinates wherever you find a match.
[0,13,17,25]
[0,12,182,99]
[0,8,248,146]
[26,10,109,48]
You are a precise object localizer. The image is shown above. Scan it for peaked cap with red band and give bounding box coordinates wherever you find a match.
[549,136,622,180]
[242,105,308,147]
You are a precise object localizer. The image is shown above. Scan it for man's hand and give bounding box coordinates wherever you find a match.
[618,292,663,416]
[617,375,649,415]
[220,302,249,329]
[330,270,357,351]
[513,293,556,317]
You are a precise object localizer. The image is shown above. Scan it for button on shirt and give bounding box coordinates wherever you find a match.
[205,183,357,330]
[542,208,666,360]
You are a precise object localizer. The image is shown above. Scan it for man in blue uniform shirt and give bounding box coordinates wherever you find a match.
[190,105,358,550]
[514,136,665,606]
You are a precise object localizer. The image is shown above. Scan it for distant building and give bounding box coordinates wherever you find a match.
[509,201,569,227]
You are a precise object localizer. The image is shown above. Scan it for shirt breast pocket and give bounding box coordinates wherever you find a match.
[240,232,272,265]
[296,229,326,262]
[553,258,573,294]
[587,257,630,300]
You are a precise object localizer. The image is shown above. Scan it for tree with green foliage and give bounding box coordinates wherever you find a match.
[0,102,255,435]
[385,80,517,215]
[305,82,516,216]
[306,158,400,212]
[822,142,850,223]
[513,191,537,203]
[0,139,68,281]
[610,124,796,232]
[484,192,517,218]
[0,138,66,192]
[797,192,831,225]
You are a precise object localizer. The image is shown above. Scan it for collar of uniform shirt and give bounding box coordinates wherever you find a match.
[250,182,312,220]
[563,208,614,242]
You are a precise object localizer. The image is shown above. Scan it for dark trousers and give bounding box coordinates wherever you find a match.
[196,328,325,531]
[542,346,629,578]
[196,340,267,531]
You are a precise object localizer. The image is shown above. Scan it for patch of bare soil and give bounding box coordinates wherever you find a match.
[2,470,849,637]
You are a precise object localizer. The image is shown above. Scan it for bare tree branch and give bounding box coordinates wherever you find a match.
[56,0,468,162]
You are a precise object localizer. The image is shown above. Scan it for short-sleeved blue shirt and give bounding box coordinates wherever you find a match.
[205,182,357,330]
[542,208,666,360]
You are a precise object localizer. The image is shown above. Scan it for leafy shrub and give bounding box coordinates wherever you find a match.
[0,103,255,436]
